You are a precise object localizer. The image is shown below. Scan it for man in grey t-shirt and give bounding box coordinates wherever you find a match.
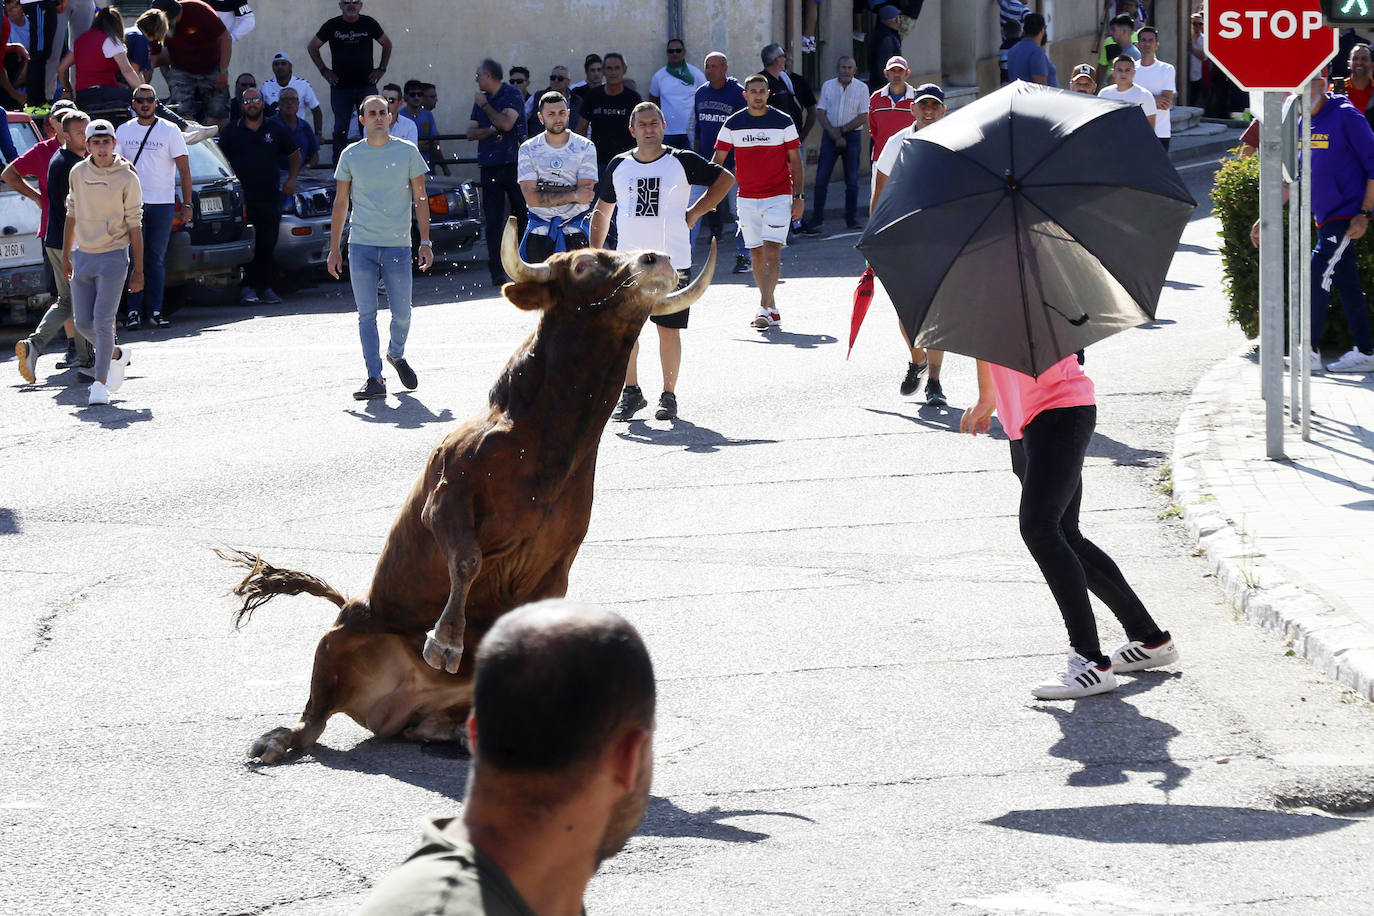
[328,94,432,401]
[517,91,599,262]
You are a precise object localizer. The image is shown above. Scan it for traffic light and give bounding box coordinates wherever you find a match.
[1324,0,1374,26]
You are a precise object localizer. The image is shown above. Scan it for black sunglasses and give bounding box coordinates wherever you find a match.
[132,95,157,103]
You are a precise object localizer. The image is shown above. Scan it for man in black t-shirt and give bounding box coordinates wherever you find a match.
[219,87,300,304]
[307,0,392,164]
[575,52,642,171]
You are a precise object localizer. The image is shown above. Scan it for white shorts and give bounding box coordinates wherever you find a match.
[737,194,792,249]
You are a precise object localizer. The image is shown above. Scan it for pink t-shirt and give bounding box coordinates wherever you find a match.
[988,355,1096,440]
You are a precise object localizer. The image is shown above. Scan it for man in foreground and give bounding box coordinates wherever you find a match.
[328,95,432,401]
[356,600,657,915]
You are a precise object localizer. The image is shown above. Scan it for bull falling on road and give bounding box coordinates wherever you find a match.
[222,219,716,764]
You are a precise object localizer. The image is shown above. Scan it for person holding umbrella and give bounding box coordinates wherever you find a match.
[858,82,1196,699]
[960,358,1179,699]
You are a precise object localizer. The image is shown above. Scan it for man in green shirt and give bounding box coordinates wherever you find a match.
[356,600,657,915]
[328,93,432,401]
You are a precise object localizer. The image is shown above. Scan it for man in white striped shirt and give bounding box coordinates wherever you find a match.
[799,55,869,234]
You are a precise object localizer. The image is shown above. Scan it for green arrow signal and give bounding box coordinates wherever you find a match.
[1343,0,1371,14]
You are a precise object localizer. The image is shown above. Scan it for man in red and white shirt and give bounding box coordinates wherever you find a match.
[868,55,914,198]
[712,73,803,330]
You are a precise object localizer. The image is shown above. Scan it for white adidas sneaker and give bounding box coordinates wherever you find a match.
[1111,637,1180,673]
[1031,652,1117,700]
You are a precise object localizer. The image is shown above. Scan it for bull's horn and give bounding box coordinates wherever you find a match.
[500,216,552,283]
[652,239,716,316]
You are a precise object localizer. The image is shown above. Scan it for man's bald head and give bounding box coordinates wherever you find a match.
[471,601,656,778]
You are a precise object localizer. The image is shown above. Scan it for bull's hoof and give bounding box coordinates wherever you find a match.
[248,726,294,764]
[422,635,463,674]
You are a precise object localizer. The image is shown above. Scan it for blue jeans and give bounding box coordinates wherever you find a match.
[349,243,412,380]
[126,203,174,317]
[330,84,377,164]
[1312,219,1374,353]
[810,129,861,226]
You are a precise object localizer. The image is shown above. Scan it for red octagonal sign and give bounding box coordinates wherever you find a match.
[1205,0,1338,91]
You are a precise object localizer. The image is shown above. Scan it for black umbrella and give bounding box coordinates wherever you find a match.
[857,80,1196,377]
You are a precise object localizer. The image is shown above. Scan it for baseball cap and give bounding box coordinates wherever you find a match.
[884,55,910,73]
[149,0,181,16]
[272,51,292,64]
[913,83,944,105]
[85,119,116,140]
[1070,64,1096,83]
[876,5,901,21]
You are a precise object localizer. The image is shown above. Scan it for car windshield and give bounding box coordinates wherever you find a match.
[188,140,234,181]
[6,119,39,163]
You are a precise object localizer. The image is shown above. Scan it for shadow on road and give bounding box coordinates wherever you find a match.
[1087,431,1165,467]
[864,405,1008,438]
[1034,674,1190,793]
[739,329,838,349]
[639,796,815,843]
[0,507,18,535]
[987,803,1355,844]
[616,418,777,453]
[347,392,456,428]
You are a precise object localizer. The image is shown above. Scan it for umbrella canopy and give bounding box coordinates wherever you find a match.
[857,80,1196,377]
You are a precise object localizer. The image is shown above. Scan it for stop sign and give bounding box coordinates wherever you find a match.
[1205,0,1338,91]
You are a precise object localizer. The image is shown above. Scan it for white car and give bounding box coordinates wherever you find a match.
[0,112,50,323]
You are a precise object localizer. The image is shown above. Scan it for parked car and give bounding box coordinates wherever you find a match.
[0,112,52,323]
[277,170,481,276]
[164,138,255,290]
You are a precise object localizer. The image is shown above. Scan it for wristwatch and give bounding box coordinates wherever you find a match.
[793,193,805,200]
[1361,209,1373,219]
[419,240,433,247]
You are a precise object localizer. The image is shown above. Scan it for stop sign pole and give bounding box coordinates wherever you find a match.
[1205,1,1337,458]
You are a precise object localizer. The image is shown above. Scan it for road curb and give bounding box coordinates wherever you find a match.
[1172,353,1374,701]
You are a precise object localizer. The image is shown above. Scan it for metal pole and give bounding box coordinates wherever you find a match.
[1288,97,1300,424]
[1259,92,1286,459]
[1300,88,1313,441]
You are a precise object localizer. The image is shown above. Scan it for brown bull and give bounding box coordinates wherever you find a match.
[224,219,716,764]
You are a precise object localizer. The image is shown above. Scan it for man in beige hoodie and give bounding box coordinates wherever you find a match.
[64,119,144,407]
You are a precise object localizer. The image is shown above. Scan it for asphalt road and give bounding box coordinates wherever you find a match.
[4,159,1374,916]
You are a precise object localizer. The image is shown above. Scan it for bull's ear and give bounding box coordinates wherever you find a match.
[503,281,555,312]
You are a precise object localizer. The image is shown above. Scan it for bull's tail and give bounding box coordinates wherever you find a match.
[215,548,348,630]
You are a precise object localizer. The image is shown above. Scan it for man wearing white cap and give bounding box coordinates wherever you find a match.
[64,118,142,407]
[261,51,324,136]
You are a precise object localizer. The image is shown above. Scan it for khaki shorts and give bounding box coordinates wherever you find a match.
[736,194,792,249]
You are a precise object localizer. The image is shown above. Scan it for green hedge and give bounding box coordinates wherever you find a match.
[1212,151,1368,349]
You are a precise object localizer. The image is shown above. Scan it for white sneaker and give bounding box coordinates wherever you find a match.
[752,308,780,329]
[1031,652,1117,700]
[1324,347,1374,373]
[87,380,109,405]
[1287,350,1323,374]
[105,347,131,392]
[1111,636,1180,673]
[181,121,219,145]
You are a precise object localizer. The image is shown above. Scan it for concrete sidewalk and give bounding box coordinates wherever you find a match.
[1173,352,1374,700]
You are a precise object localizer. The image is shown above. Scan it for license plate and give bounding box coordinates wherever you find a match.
[0,240,25,261]
[200,196,225,215]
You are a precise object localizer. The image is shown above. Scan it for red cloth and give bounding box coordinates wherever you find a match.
[165,0,226,75]
[73,29,121,92]
[12,135,61,237]
[1347,83,1373,115]
[868,87,915,163]
[848,268,874,359]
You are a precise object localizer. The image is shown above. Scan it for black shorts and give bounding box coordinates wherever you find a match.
[649,269,691,329]
[523,229,590,264]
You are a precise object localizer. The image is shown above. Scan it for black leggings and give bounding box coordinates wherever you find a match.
[1010,405,1161,659]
